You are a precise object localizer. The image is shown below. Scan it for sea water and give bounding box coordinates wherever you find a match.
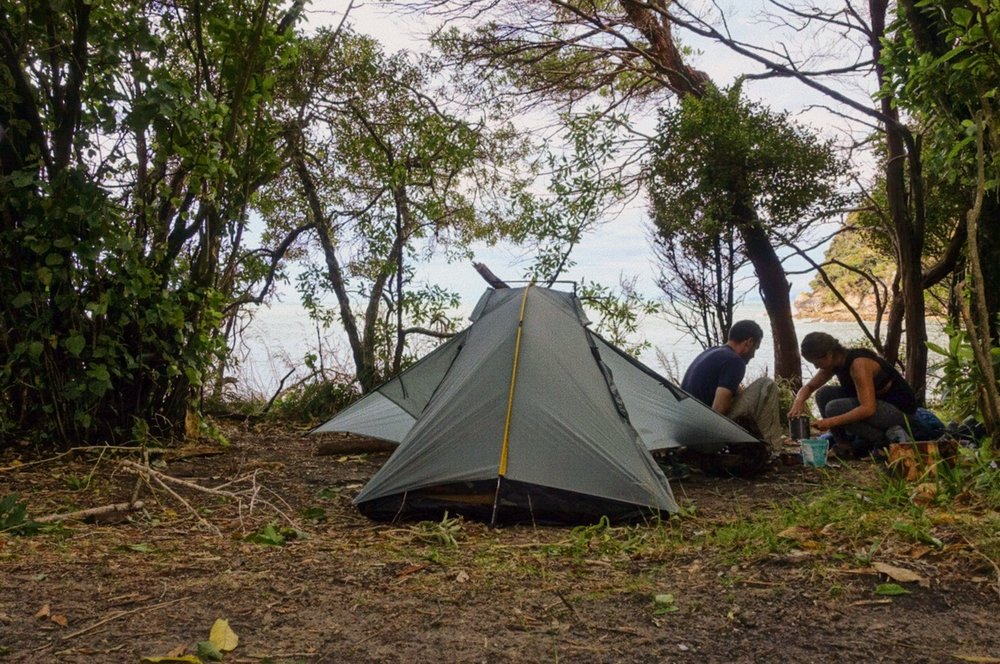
[228,299,942,397]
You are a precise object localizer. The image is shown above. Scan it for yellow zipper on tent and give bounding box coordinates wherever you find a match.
[498,284,532,477]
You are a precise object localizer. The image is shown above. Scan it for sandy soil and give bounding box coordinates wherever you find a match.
[1,426,998,663]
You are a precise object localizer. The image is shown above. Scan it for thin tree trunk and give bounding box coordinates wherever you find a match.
[740,220,801,388]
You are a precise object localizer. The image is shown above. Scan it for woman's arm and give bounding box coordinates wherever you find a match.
[813,358,879,431]
[788,370,832,417]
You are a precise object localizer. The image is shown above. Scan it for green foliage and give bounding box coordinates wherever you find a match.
[874,582,909,596]
[1,0,303,446]
[804,222,895,311]
[881,1,1000,187]
[881,1,1000,437]
[246,522,301,546]
[269,28,530,391]
[514,111,628,284]
[559,515,656,558]
[0,495,40,536]
[648,86,847,347]
[410,512,464,548]
[928,326,1000,420]
[300,506,327,522]
[579,279,662,355]
[649,86,847,240]
[270,380,359,424]
[652,593,679,615]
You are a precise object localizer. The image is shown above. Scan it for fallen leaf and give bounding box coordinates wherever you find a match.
[34,604,50,619]
[873,562,925,585]
[455,570,470,583]
[140,656,203,663]
[50,614,68,627]
[910,483,938,506]
[951,656,1000,663]
[929,511,957,525]
[874,582,909,596]
[775,550,813,563]
[777,526,812,541]
[395,563,428,579]
[208,618,239,652]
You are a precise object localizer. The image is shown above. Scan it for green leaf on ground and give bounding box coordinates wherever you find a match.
[246,523,285,546]
[874,583,909,596]
[196,640,223,661]
[653,593,679,615]
[300,506,326,521]
[118,543,156,554]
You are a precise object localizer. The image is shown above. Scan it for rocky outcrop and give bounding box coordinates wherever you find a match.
[794,286,884,322]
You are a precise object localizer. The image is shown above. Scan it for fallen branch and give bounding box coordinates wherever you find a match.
[0,445,167,473]
[36,501,145,524]
[314,437,397,455]
[62,596,188,641]
[121,460,300,534]
[147,471,222,536]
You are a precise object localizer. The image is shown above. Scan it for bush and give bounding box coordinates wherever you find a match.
[269,380,360,424]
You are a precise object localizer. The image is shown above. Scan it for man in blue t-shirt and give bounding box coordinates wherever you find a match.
[681,320,787,454]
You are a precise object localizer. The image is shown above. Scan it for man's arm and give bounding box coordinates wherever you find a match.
[711,387,734,414]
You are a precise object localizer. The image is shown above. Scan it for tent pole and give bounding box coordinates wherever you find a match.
[392,491,408,524]
[489,476,503,526]
[499,285,532,476]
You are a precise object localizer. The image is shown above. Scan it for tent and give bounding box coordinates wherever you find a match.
[313,285,760,524]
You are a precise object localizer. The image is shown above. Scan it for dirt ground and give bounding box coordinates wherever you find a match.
[1,425,998,664]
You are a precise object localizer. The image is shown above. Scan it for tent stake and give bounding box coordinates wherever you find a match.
[490,476,503,526]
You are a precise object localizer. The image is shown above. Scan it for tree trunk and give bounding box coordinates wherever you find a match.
[871,0,928,400]
[737,210,801,388]
[978,194,1000,344]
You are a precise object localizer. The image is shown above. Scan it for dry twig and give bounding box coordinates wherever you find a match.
[36,501,145,524]
[62,597,188,641]
[121,460,300,535]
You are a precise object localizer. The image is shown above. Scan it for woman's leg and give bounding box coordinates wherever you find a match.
[815,385,850,417]
[819,395,861,446]
[821,396,907,451]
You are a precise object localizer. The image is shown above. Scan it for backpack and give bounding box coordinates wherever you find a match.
[907,408,945,441]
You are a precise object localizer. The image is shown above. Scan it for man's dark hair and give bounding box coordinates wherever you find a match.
[728,320,763,344]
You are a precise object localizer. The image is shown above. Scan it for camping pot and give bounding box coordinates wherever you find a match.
[790,415,811,440]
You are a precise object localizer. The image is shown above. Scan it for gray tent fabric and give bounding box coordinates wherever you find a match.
[309,392,414,442]
[309,329,468,442]
[314,286,758,523]
[314,285,764,524]
[591,335,757,453]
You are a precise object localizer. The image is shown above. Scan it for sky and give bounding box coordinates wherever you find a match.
[291,0,876,307]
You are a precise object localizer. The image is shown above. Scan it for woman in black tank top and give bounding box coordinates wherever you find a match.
[788,332,918,455]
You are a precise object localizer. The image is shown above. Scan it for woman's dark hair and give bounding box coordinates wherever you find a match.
[800,331,845,361]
